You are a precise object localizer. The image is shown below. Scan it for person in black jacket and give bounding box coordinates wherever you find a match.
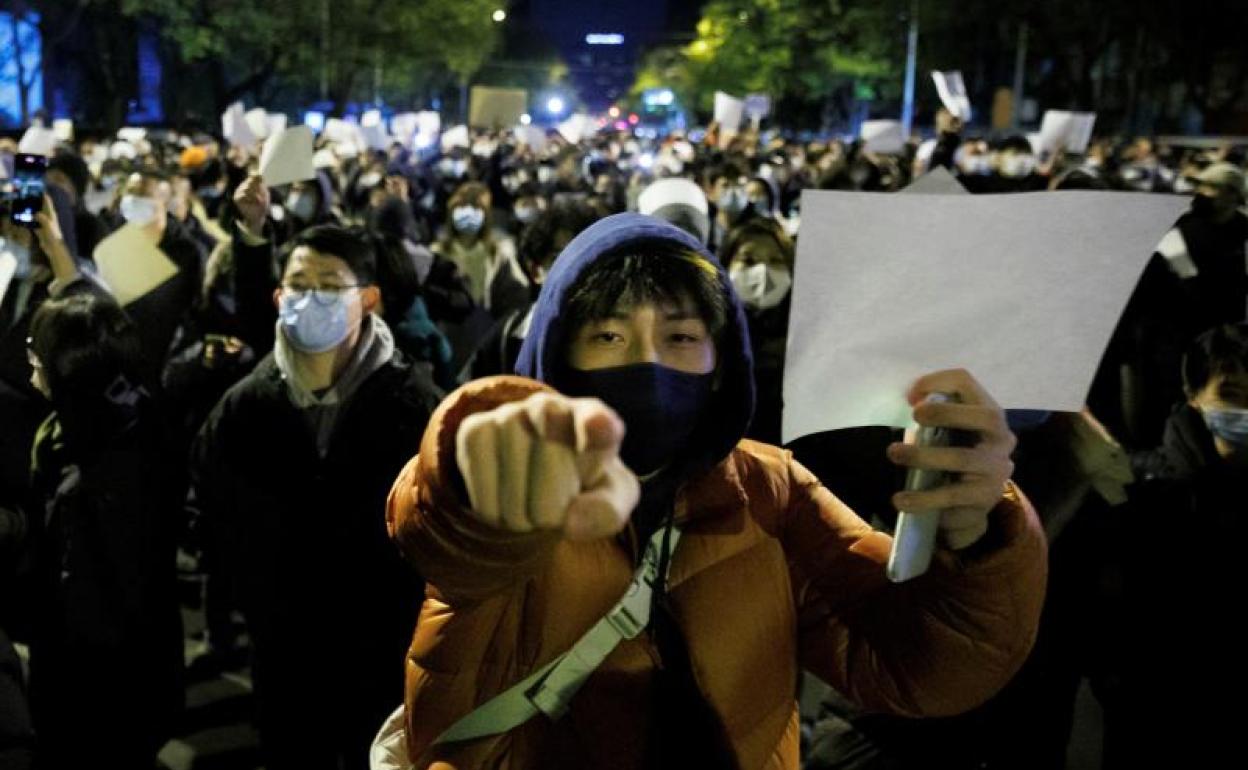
[0,626,34,770]
[190,224,441,770]
[25,290,184,770]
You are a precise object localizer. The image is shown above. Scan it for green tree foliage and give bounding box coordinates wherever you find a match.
[122,0,505,114]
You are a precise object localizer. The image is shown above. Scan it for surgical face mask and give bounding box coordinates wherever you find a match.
[536,166,555,184]
[1,238,32,280]
[513,204,539,225]
[718,186,747,216]
[1203,407,1248,447]
[1172,176,1195,194]
[962,156,993,176]
[730,262,792,311]
[560,363,713,475]
[748,197,771,216]
[999,154,1037,178]
[286,191,317,222]
[120,195,159,226]
[358,171,383,189]
[452,205,485,236]
[278,288,356,353]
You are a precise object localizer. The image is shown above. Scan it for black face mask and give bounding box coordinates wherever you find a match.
[560,363,713,476]
[1191,193,1217,218]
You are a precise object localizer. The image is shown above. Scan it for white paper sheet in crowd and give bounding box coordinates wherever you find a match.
[222,103,256,149]
[782,190,1190,442]
[441,125,471,151]
[18,127,57,156]
[714,92,745,135]
[117,127,147,143]
[744,93,772,120]
[931,71,972,122]
[900,166,968,195]
[259,126,316,187]
[557,115,595,144]
[361,122,390,151]
[267,113,288,137]
[93,224,179,307]
[859,120,905,155]
[244,108,272,140]
[53,119,74,142]
[391,112,419,141]
[1038,110,1097,155]
[513,125,547,152]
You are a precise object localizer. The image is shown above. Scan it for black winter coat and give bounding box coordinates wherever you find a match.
[189,352,439,717]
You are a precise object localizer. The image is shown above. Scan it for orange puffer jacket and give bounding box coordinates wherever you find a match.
[387,377,1047,769]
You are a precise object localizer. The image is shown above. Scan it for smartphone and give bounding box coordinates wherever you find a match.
[886,392,959,583]
[10,153,48,228]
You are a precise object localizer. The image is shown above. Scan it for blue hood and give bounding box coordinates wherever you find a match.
[515,212,756,469]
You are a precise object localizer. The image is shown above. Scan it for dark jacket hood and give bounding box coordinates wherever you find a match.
[514,212,756,468]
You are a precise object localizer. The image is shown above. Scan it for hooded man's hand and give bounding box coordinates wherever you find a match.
[456,392,641,541]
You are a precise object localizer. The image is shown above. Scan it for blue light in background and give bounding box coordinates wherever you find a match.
[0,10,44,128]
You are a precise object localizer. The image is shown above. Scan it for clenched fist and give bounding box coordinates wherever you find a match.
[456,392,641,541]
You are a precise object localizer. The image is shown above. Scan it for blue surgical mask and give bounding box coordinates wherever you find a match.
[718,187,747,216]
[279,289,355,353]
[286,191,317,222]
[120,195,159,226]
[560,363,713,476]
[1203,407,1248,447]
[452,206,485,236]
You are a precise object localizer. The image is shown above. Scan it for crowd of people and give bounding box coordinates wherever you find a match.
[0,105,1244,770]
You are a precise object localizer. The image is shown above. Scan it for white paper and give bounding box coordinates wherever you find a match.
[441,125,471,151]
[714,91,745,134]
[361,109,382,128]
[417,111,442,139]
[556,115,596,144]
[900,166,968,196]
[266,113,288,137]
[744,93,772,120]
[391,112,419,140]
[222,103,257,149]
[859,120,905,155]
[117,127,147,143]
[361,123,390,151]
[1038,110,1096,155]
[0,249,16,306]
[53,119,74,142]
[93,224,180,306]
[324,118,366,156]
[782,190,1190,442]
[513,125,547,152]
[931,71,972,122]
[244,108,271,140]
[18,127,57,156]
[259,125,316,187]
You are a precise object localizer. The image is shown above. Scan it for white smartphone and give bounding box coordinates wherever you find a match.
[886,392,956,583]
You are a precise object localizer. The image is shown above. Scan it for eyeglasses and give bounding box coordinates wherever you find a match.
[281,284,360,305]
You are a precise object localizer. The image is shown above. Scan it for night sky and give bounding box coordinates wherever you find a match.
[506,0,704,110]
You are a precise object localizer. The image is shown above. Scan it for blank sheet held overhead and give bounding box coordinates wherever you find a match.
[782,190,1188,443]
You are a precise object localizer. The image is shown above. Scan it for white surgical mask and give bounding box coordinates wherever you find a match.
[999,154,1037,178]
[120,195,159,226]
[730,262,792,311]
[286,192,317,222]
[514,205,539,225]
[279,289,355,353]
[452,206,485,236]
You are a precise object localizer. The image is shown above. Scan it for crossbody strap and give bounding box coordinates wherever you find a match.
[434,524,682,745]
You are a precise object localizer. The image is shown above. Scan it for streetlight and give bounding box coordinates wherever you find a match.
[546,96,565,115]
[520,113,532,125]
[492,9,506,23]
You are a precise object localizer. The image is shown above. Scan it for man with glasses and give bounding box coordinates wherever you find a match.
[190,224,442,770]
